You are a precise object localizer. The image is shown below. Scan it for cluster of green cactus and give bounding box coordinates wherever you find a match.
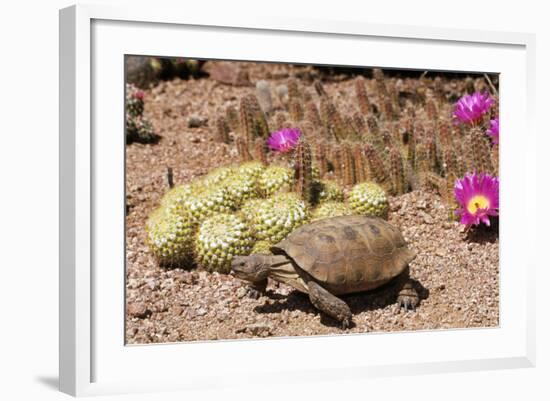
[146,152,395,272]
[125,83,158,144]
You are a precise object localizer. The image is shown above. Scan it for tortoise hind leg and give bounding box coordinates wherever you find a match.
[307,281,352,329]
[395,267,419,311]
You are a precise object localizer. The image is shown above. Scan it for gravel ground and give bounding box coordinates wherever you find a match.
[125,62,499,344]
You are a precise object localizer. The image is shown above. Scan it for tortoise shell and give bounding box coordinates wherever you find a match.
[271,215,416,294]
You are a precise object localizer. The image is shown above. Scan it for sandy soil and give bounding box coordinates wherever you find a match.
[125,62,499,343]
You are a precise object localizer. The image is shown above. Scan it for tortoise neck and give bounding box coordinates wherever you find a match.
[269,254,292,268]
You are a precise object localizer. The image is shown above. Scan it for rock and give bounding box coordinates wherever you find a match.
[275,84,289,105]
[236,287,248,299]
[171,306,184,316]
[187,115,207,128]
[202,61,252,86]
[416,201,427,210]
[418,210,434,224]
[186,309,197,320]
[180,272,196,285]
[236,323,274,337]
[255,80,273,113]
[145,278,159,291]
[127,303,152,319]
[196,307,208,316]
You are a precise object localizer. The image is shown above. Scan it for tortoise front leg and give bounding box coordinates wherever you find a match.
[246,278,268,299]
[395,267,419,311]
[307,281,352,329]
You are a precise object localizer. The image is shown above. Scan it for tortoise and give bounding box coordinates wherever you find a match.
[231,215,419,328]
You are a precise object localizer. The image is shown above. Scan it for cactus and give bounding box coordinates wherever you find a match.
[287,78,301,102]
[239,94,270,146]
[351,112,367,140]
[414,141,432,188]
[313,140,328,178]
[366,116,385,153]
[225,105,240,132]
[348,182,389,219]
[246,192,309,243]
[239,198,265,222]
[195,213,255,273]
[425,96,438,122]
[341,143,356,186]
[258,165,294,197]
[305,102,323,128]
[329,145,343,183]
[466,127,494,174]
[407,129,416,168]
[352,144,368,183]
[236,135,252,162]
[251,240,274,255]
[222,174,261,208]
[381,98,395,121]
[125,83,158,144]
[312,201,354,221]
[363,143,390,190]
[146,207,196,267]
[254,137,268,166]
[183,184,237,223]
[294,137,314,204]
[289,98,304,121]
[355,78,371,115]
[160,184,194,217]
[320,98,346,142]
[389,147,406,195]
[315,180,345,203]
[442,147,460,178]
[274,112,288,130]
[126,114,158,144]
[126,83,145,117]
[202,166,236,188]
[313,80,327,97]
[491,144,499,175]
[236,161,265,180]
[214,115,230,144]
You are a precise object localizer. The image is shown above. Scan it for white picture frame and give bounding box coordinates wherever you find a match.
[59,4,536,397]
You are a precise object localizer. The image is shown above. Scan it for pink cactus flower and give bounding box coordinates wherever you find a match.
[266,128,302,153]
[453,92,494,125]
[134,90,145,100]
[487,118,499,145]
[454,172,499,227]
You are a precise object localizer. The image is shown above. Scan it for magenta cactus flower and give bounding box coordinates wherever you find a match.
[266,128,302,153]
[453,92,494,125]
[454,172,499,227]
[134,90,145,100]
[487,118,499,145]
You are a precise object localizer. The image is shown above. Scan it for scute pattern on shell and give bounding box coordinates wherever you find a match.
[273,215,415,292]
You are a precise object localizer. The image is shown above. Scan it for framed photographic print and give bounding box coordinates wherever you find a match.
[59,4,536,397]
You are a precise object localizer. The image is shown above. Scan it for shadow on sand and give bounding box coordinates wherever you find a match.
[254,277,429,329]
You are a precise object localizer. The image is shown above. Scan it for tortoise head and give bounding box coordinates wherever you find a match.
[231,254,271,283]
